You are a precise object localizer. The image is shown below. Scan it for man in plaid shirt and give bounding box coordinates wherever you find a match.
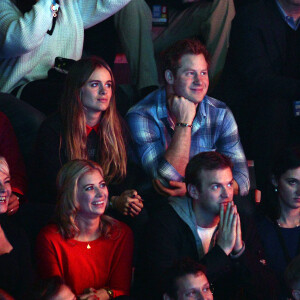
[126,39,249,200]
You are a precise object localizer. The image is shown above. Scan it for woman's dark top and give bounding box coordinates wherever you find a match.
[35,113,130,203]
[256,214,300,299]
[0,214,34,299]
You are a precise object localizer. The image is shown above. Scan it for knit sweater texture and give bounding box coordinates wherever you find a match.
[0,0,131,93]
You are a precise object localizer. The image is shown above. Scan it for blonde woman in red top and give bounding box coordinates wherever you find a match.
[37,159,134,299]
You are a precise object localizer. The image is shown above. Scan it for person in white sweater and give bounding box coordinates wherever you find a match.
[0,0,131,114]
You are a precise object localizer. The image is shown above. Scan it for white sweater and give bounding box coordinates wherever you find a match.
[0,0,131,93]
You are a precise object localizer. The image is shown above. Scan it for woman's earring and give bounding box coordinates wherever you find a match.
[274,187,278,192]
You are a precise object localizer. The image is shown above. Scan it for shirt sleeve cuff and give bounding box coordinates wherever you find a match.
[230,242,245,259]
[235,176,250,196]
[157,159,184,182]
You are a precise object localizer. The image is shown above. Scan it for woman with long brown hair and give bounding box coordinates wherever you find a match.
[36,56,143,218]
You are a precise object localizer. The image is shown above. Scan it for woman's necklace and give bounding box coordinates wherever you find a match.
[276,219,300,228]
[87,243,91,249]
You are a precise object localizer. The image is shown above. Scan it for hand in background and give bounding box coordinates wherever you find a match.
[153,179,187,197]
[112,190,143,217]
[7,193,19,216]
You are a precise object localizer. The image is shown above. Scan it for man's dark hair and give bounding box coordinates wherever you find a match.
[161,258,207,299]
[185,151,233,190]
[160,38,210,81]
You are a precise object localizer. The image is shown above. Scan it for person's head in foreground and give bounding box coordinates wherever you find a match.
[55,159,113,239]
[0,157,11,215]
[185,151,234,218]
[161,38,210,105]
[162,258,213,300]
[285,255,300,300]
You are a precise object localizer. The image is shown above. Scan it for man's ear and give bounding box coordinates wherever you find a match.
[187,184,200,199]
[165,70,174,84]
[163,293,172,300]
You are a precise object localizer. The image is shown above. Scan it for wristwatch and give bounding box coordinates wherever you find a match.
[104,287,114,299]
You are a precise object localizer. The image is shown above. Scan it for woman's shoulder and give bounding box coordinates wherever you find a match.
[38,223,62,241]
[106,216,133,240]
[39,113,62,132]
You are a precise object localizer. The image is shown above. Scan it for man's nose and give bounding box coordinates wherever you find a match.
[193,73,201,85]
[221,186,229,198]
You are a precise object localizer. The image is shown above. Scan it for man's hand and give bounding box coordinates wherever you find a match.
[7,193,19,216]
[233,212,243,254]
[79,288,108,300]
[112,190,143,217]
[168,95,197,124]
[217,202,238,255]
[153,179,187,197]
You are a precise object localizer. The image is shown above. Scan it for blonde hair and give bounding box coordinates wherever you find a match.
[60,57,127,185]
[55,159,114,239]
[0,157,10,177]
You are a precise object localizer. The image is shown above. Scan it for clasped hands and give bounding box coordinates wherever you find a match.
[79,288,110,300]
[216,201,244,256]
[111,190,143,217]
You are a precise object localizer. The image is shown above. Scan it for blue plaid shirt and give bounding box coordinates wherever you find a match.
[126,88,250,195]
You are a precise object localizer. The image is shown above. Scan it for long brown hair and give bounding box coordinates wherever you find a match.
[60,57,126,184]
[55,159,114,239]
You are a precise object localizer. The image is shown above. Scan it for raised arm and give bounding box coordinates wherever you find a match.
[0,0,53,58]
[164,95,196,177]
[78,0,132,29]
[216,108,250,195]
[127,110,183,183]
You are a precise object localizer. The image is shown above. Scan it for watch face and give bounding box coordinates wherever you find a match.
[105,288,114,298]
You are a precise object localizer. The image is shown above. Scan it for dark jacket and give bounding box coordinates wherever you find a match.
[0,214,34,299]
[141,197,278,300]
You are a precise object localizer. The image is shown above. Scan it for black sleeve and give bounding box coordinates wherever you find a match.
[35,114,65,203]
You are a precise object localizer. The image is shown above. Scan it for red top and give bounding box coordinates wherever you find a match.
[0,112,26,195]
[36,220,133,297]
